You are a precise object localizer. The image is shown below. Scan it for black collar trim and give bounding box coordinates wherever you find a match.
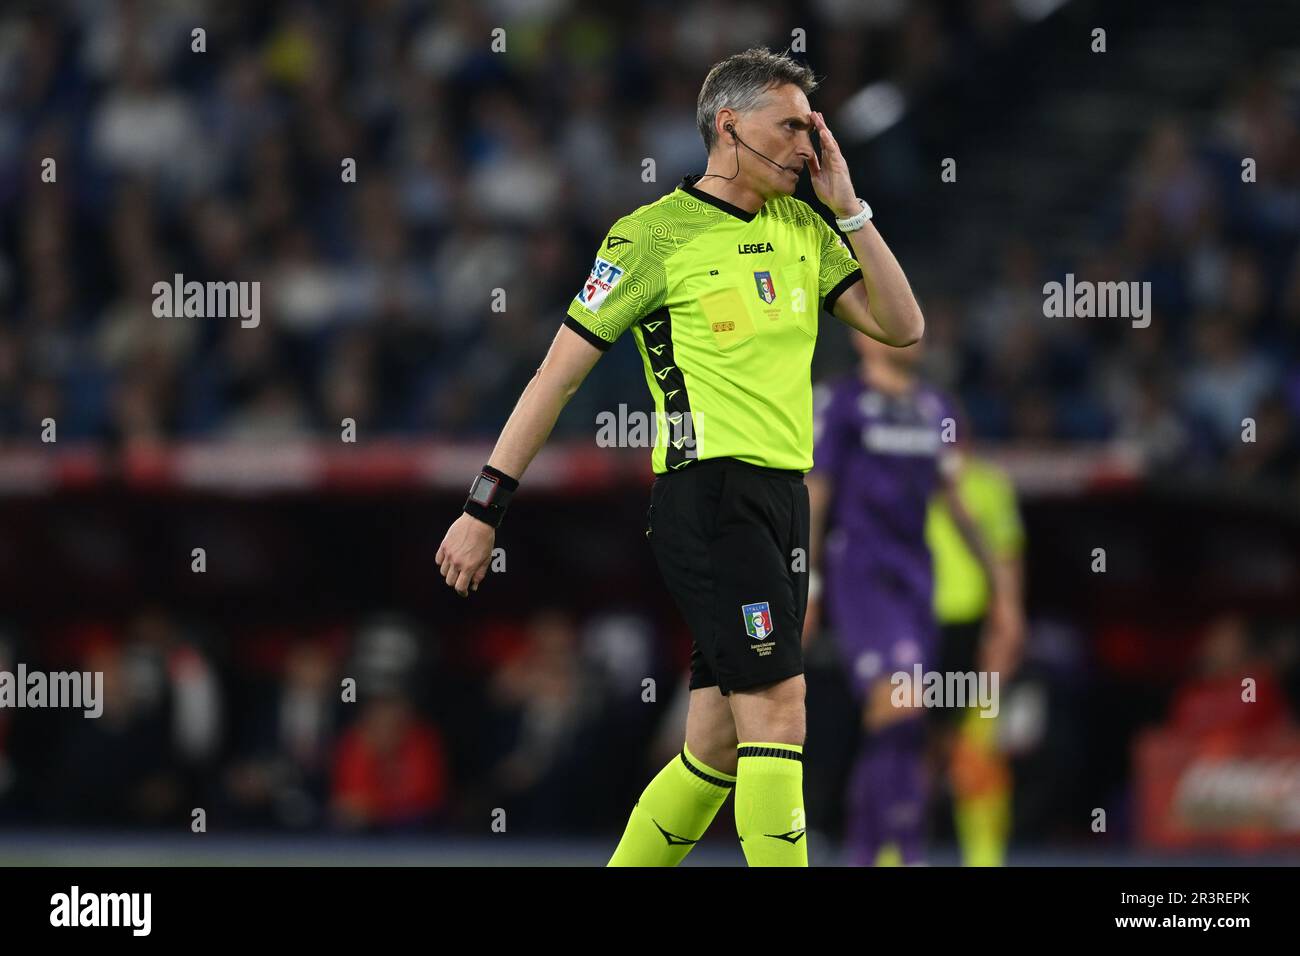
[679,174,758,223]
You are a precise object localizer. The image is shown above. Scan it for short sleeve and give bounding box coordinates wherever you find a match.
[814,214,862,315]
[564,216,666,350]
[980,469,1026,559]
[811,381,853,484]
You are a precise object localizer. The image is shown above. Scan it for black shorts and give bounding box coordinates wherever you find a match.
[645,457,809,695]
[928,618,984,729]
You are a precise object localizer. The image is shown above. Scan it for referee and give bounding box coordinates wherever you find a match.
[437,47,924,866]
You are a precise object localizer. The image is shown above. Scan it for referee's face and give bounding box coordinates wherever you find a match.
[736,83,817,197]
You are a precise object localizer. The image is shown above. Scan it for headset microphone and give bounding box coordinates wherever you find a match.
[728,123,801,174]
[697,123,802,183]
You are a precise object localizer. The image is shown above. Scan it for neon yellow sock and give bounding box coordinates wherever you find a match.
[608,744,735,866]
[734,742,808,867]
[874,842,903,867]
[955,793,1009,866]
[952,709,1010,867]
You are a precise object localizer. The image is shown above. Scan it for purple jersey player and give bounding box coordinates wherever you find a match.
[804,331,1021,866]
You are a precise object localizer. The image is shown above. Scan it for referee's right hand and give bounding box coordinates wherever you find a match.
[437,513,495,597]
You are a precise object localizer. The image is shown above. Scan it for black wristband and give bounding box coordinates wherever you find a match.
[463,464,519,529]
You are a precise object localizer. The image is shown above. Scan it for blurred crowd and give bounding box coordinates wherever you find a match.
[3,602,1293,843]
[0,0,1290,492]
[0,606,671,832]
[927,93,1300,487]
[0,0,915,446]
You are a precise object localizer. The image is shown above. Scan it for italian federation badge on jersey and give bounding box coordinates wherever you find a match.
[753,270,776,304]
[742,601,774,641]
[576,256,625,312]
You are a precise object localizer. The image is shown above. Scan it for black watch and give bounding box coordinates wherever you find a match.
[463,465,519,529]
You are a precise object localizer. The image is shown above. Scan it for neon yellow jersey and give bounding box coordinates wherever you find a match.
[565,174,862,474]
[926,457,1024,624]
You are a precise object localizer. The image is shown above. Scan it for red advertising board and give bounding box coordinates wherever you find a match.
[1136,728,1300,849]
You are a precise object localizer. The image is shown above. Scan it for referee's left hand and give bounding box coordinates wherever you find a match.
[807,110,859,220]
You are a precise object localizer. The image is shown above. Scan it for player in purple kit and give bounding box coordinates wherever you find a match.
[803,331,1023,865]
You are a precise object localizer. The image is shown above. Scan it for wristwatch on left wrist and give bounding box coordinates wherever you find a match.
[834,198,873,233]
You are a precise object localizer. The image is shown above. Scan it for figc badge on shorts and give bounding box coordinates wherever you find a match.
[742,601,773,641]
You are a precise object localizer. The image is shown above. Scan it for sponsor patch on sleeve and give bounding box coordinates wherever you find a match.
[575,256,626,312]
